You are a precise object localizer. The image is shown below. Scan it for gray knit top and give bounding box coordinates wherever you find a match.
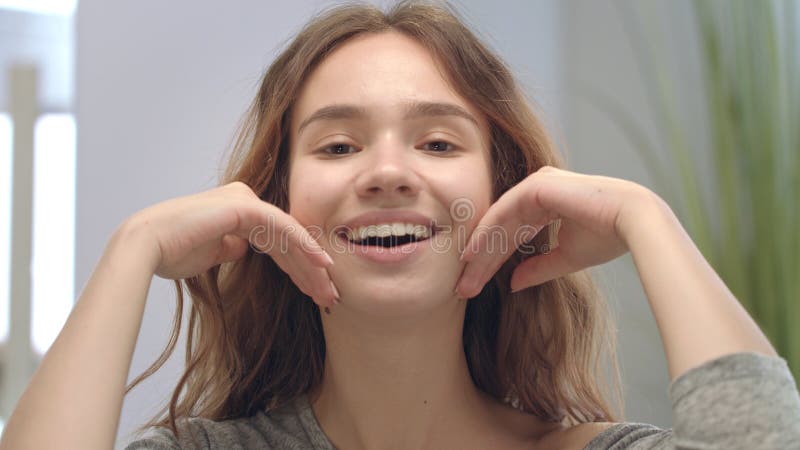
[125,352,800,449]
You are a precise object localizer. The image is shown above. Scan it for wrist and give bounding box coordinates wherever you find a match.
[618,187,679,251]
[107,217,161,276]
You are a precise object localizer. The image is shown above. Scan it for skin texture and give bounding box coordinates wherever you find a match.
[287,31,777,449]
[287,32,558,449]
[288,31,492,317]
[0,29,777,450]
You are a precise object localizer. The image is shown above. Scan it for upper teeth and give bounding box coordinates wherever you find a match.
[345,223,431,241]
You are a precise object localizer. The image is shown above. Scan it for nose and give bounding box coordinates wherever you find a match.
[353,142,422,200]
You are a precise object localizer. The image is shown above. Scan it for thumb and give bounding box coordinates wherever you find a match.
[509,246,571,291]
[215,234,250,265]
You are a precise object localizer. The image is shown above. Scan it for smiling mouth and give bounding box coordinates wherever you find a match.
[335,225,440,248]
[344,234,428,247]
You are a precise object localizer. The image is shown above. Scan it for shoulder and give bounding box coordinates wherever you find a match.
[536,421,671,450]
[123,413,278,449]
[484,397,635,449]
[125,415,256,449]
[486,399,620,449]
[125,396,329,450]
[536,422,618,450]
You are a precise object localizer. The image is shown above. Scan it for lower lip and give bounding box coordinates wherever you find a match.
[335,235,431,264]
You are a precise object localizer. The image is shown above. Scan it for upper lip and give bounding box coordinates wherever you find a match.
[334,210,440,238]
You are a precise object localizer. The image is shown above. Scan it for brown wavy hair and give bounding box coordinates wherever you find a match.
[128,0,622,437]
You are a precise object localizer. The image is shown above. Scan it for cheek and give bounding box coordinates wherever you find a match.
[452,159,493,209]
[467,160,494,227]
[430,160,492,230]
[287,162,341,224]
[287,164,315,221]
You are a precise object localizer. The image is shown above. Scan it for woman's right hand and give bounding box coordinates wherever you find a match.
[123,181,338,307]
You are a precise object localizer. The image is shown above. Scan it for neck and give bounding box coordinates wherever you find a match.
[310,297,498,450]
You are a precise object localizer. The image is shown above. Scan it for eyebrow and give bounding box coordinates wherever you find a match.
[296,101,479,135]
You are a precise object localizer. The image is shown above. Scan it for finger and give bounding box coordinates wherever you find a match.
[456,225,536,299]
[305,264,338,307]
[288,264,321,304]
[456,188,556,298]
[456,222,539,299]
[241,207,333,268]
[285,241,339,306]
[284,223,336,268]
[275,249,337,307]
[294,250,338,306]
[460,176,561,264]
[214,234,250,265]
[455,205,522,299]
[508,246,571,291]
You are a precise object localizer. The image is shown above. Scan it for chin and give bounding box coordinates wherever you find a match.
[335,280,459,317]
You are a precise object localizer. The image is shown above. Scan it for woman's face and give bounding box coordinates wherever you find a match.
[288,31,493,314]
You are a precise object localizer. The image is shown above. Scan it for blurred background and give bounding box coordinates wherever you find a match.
[0,0,797,447]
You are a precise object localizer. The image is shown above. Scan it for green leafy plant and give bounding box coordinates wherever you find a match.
[588,0,799,379]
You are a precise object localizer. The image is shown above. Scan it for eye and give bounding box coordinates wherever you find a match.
[320,143,357,156]
[421,141,456,152]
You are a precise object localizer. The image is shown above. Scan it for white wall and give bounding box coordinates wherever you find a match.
[0,9,73,112]
[75,1,673,446]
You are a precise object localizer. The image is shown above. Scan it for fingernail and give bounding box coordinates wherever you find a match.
[323,251,334,266]
[330,280,341,302]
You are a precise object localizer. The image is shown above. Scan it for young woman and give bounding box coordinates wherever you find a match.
[2,2,798,449]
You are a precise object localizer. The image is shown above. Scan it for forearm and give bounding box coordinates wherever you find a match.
[623,195,777,382]
[0,222,159,450]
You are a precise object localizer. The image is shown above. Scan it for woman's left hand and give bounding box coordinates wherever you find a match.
[455,165,663,298]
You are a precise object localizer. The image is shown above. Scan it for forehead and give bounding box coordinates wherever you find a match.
[291,31,486,131]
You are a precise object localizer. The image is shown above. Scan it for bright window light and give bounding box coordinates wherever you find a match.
[0,114,11,343]
[0,0,76,16]
[31,114,75,356]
